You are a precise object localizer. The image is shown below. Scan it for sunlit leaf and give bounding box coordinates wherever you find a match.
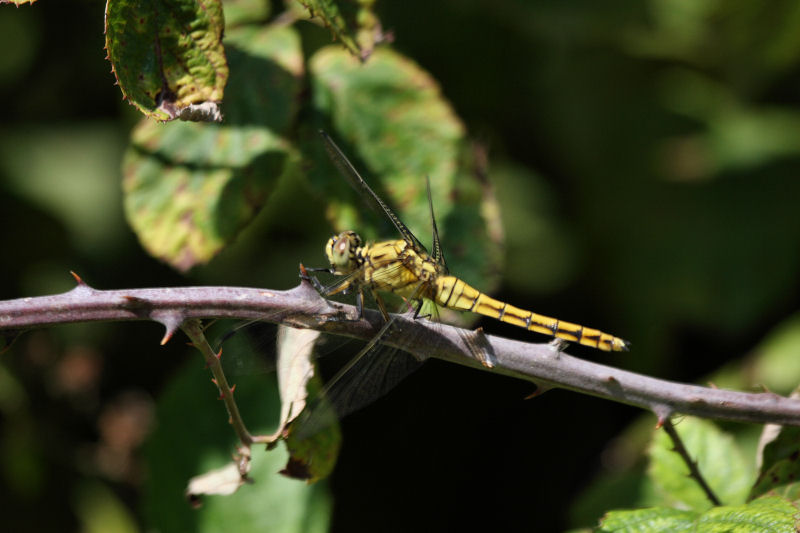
[748,313,800,395]
[104,0,227,121]
[276,326,319,428]
[695,495,799,532]
[598,496,799,532]
[649,418,752,512]
[598,507,697,532]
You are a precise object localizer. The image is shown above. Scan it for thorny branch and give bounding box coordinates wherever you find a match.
[2,274,800,430]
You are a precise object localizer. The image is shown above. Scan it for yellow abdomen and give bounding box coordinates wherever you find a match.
[434,275,629,352]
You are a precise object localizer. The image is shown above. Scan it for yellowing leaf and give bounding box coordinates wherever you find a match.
[105,0,228,121]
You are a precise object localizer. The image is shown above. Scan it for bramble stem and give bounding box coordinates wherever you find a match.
[1,277,800,427]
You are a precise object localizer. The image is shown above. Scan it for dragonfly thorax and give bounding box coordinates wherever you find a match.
[325,230,363,274]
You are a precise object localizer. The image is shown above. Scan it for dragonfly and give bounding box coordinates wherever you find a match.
[274,131,632,462]
[315,130,630,356]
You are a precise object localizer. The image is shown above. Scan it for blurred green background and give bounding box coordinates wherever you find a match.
[3,0,800,531]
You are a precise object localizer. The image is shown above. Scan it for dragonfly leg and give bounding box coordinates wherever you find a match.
[372,290,391,322]
[355,290,365,319]
[412,299,431,320]
[299,265,332,295]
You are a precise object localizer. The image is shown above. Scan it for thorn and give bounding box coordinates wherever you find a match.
[211,378,218,386]
[653,405,672,428]
[230,384,236,395]
[215,348,223,360]
[69,271,86,286]
[549,338,569,353]
[160,330,174,345]
[152,311,182,346]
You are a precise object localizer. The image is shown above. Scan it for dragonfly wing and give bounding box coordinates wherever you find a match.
[291,280,431,440]
[291,314,422,440]
[426,175,448,272]
[319,130,429,255]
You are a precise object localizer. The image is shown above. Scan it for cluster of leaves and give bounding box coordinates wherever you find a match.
[105,0,500,291]
[594,419,800,532]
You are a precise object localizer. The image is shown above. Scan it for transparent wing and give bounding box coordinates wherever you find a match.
[319,130,429,255]
[290,282,431,440]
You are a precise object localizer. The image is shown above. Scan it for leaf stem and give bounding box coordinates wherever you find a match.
[662,418,722,506]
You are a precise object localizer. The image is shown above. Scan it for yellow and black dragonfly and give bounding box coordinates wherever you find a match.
[315,130,629,353]
[291,131,629,437]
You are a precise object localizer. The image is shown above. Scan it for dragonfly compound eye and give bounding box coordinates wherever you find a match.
[326,231,361,273]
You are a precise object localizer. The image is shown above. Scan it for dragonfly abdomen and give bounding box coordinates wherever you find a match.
[434,276,629,352]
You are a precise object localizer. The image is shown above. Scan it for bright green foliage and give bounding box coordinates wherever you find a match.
[593,418,800,531]
[296,0,378,59]
[104,0,227,121]
[599,507,697,532]
[121,25,303,271]
[599,496,799,532]
[695,496,799,532]
[649,418,753,511]
[308,46,502,291]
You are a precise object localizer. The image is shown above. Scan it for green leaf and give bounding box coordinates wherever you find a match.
[296,0,379,59]
[143,356,331,532]
[598,507,697,532]
[598,496,800,532]
[649,418,753,511]
[695,495,799,532]
[122,24,303,271]
[749,313,800,394]
[751,425,800,500]
[105,0,228,121]
[307,46,502,292]
[223,0,270,28]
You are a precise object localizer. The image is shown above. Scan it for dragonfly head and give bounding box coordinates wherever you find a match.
[325,230,363,274]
